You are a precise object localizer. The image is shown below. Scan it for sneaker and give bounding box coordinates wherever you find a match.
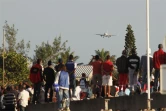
[65,107,70,111]
[58,108,63,111]
[99,96,103,98]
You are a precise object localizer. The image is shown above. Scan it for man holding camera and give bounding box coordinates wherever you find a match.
[89,55,103,98]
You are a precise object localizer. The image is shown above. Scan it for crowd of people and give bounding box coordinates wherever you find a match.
[0,43,166,111]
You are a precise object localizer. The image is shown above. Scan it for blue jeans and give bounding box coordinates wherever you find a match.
[69,74,76,97]
[58,88,70,109]
[154,69,160,91]
[19,105,25,111]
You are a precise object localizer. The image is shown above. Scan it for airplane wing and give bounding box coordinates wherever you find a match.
[107,35,116,37]
[96,34,103,36]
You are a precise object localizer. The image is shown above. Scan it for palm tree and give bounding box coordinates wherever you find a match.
[95,48,110,61]
[60,47,79,64]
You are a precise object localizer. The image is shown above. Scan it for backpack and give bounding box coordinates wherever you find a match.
[80,78,86,89]
[30,64,42,83]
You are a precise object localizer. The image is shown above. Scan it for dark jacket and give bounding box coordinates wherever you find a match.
[43,67,55,85]
[128,54,140,72]
[140,55,153,73]
[55,63,63,72]
[116,55,128,73]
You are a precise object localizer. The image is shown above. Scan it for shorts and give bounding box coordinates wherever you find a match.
[119,73,128,85]
[92,74,102,86]
[102,75,112,86]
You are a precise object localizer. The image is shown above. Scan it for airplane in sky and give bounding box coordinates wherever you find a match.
[96,32,116,38]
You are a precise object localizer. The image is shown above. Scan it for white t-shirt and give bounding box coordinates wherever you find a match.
[73,86,81,100]
[0,94,5,109]
[18,90,29,107]
[26,87,34,95]
[54,71,61,84]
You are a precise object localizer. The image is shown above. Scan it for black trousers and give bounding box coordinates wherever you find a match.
[33,82,42,103]
[45,83,53,102]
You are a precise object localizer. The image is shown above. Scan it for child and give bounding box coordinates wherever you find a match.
[87,83,93,99]
[80,73,87,92]
[72,80,82,101]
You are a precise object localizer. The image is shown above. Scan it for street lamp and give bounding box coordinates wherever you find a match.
[146,0,151,110]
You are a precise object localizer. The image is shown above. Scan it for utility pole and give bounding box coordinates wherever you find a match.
[146,0,152,110]
[2,28,5,86]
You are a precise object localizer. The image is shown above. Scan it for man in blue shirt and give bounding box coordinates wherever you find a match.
[65,55,77,97]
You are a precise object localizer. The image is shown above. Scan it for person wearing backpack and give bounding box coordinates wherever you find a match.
[43,60,56,103]
[30,59,43,104]
[79,73,87,99]
[79,73,87,91]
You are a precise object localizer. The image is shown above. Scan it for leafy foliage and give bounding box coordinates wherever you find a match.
[124,24,137,56]
[0,52,29,85]
[34,36,79,66]
[60,47,79,64]
[0,22,31,86]
[2,21,30,56]
[34,36,67,66]
[94,48,116,63]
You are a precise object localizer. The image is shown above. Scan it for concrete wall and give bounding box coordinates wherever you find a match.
[26,93,166,111]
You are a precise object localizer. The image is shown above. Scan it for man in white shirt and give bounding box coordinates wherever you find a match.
[18,85,29,111]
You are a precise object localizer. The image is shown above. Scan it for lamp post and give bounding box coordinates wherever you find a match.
[2,28,5,86]
[146,0,151,110]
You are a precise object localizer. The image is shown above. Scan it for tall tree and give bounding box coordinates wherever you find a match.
[124,24,137,56]
[3,21,17,52]
[0,22,31,86]
[2,21,30,56]
[34,36,70,66]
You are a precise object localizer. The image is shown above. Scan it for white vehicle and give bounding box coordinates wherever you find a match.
[96,32,116,38]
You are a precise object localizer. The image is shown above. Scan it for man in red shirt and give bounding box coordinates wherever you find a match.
[153,44,166,91]
[89,55,102,97]
[102,55,114,97]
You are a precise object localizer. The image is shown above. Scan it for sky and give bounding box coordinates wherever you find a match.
[0,0,166,64]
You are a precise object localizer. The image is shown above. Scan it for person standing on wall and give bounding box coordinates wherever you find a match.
[127,49,140,92]
[30,59,43,104]
[66,55,77,97]
[153,44,166,92]
[89,55,102,97]
[102,55,114,97]
[140,49,153,93]
[43,60,56,103]
[116,50,128,95]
